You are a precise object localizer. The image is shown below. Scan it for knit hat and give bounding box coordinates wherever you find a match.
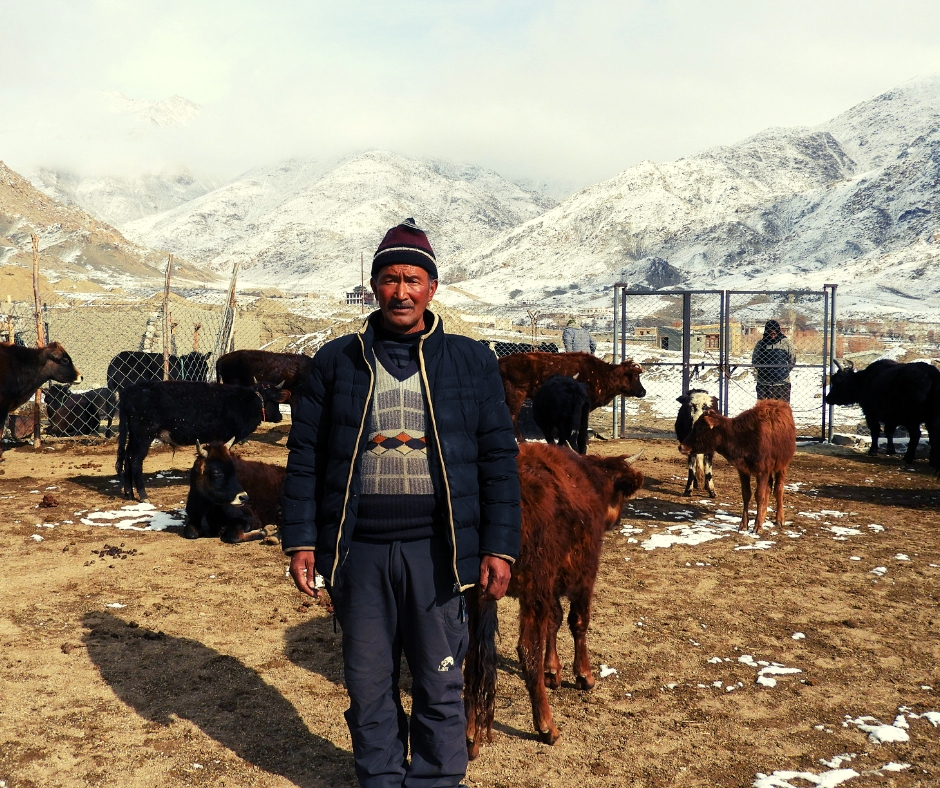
[764,319,782,336]
[566,319,578,327]
[371,218,438,280]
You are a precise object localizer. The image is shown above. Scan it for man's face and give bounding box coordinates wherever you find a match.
[371,264,438,334]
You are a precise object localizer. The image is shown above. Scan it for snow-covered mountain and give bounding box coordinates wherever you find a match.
[446,74,940,318]
[0,161,209,294]
[122,150,555,291]
[31,166,218,228]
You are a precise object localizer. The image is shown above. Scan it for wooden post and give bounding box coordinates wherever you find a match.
[31,234,45,448]
[193,323,202,352]
[162,254,174,380]
[4,295,13,344]
[219,261,239,355]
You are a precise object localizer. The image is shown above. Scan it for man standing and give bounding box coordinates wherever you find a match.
[751,319,797,402]
[561,318,596,353]
[282,218,521,788]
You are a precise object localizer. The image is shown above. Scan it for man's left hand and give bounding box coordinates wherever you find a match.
[479,555,511,600]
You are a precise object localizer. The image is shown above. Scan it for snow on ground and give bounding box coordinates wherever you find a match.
[76,502,183,531]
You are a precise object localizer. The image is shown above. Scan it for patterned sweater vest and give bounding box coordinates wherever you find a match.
[355,354,437,542]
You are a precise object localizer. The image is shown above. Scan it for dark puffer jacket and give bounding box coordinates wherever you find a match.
[281,310,521,590]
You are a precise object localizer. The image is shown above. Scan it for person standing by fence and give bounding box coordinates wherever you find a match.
[562,318,596,354]
[751,319,797,402]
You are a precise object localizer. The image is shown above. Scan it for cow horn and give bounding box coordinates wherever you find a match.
[846,359,855,371]
[197,441,208,458]
[832,358,843,372]
[624,448,645,464]
[224,436,236,450]
[252,376,259,385]
[275,379,286,388]
[572,372,580,380]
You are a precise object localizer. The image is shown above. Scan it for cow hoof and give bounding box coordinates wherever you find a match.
[466,738,481,761]
[708,490,717,498]
[537,726,561,745]
[681,490,692,497]
[575,674,595,691]
[182,527,199,540]
[867,449,879,457]
[886,448,897,456]
[544,671,561,689]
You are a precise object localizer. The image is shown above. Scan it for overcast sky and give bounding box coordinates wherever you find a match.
[2,0,939,189]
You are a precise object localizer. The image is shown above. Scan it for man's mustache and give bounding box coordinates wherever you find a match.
[388,300,414,308]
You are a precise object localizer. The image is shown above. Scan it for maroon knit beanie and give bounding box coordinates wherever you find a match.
[371,218,438,280]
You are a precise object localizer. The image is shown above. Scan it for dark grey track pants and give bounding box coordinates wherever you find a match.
[330,537,469,788]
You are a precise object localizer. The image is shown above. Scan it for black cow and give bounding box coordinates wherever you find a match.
[106,350,211,392]
[1,342,81,456]
[531,375,590,453]
[675,389,719,497]
[185,439,286,543]
[825,359,940,467]
[216,349,311,398]
[116,380,289,501]
[45,384,118,437]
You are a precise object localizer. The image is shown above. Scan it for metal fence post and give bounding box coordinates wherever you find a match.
[612,285,618,438]
[681,292,691,395]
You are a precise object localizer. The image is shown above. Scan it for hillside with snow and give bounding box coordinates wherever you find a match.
[121,151,555,291]
[444,74,940,319]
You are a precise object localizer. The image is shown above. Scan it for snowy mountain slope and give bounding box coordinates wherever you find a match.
[31,166,218,227]
[122,150,555,290]
[448,75,940,317]
[101,92,201,129]
[0,161,207,291]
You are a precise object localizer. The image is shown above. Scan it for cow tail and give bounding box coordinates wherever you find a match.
[464,588,498,758]
[115,396,128,477]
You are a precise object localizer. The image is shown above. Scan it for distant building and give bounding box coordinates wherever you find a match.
[345,285,376,307]
[631,321,742,354]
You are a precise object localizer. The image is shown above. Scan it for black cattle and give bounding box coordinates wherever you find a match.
[45,384,118,437]
[184,439,286,543]
[825,359,940,467]
[216,349,310,398]
[531,375,590,453]
[106,350,211,392]
[116,380,289,501]
[1,342,81,456]
[675,389,719,497]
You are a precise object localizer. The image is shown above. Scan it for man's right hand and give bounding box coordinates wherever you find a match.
[289,550,320,598]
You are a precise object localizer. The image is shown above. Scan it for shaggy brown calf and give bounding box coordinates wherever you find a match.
[465,443,644,756]
[185,439,285,543]
[498,351,645,435]
[680,399,796,532]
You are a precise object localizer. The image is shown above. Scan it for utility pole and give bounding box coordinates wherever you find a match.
[31,234,44,448]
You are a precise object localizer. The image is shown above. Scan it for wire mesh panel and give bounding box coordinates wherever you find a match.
[612,291,725,437]
[724,290,832,438]
[613,287,836,441]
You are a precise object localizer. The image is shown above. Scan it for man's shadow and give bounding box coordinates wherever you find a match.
[82,611,355,787]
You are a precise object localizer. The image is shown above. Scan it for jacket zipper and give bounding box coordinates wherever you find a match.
[417,315,464,591]
[330,328,375,586]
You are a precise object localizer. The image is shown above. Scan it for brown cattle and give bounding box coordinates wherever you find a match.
[498,352,645,436]
[0,342,81,456]
[464,443,644,756]
[185,439,285,543]
[216,350,312,399]
[680,399,796,533]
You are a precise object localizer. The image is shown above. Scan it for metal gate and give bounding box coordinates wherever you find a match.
[612,285,838,441]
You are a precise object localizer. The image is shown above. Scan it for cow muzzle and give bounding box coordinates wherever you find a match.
[232,492,249,506]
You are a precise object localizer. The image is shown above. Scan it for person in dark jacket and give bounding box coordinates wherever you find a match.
[282,218,521,788]
[751,319,798,402]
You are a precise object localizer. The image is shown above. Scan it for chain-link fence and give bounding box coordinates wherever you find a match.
[610,287,838,441]
[1,294,262,441]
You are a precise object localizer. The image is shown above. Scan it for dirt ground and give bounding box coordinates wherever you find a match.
[1,424,939,788]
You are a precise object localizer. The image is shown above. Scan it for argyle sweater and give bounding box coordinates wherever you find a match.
[354,330,438,542]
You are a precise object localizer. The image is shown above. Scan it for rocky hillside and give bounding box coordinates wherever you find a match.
[0,161,208,295]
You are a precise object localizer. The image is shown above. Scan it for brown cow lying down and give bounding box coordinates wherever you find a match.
[464,443,644,755]
[680,399,796,533]
[185,439,285,543]
[498,351,645,436]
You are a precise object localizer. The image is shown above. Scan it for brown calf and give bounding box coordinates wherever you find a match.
[465,443,644,756]
[680,399,796,532]
[498,352,645,435]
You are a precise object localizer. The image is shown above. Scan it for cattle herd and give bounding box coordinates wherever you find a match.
[2,335,940,755]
